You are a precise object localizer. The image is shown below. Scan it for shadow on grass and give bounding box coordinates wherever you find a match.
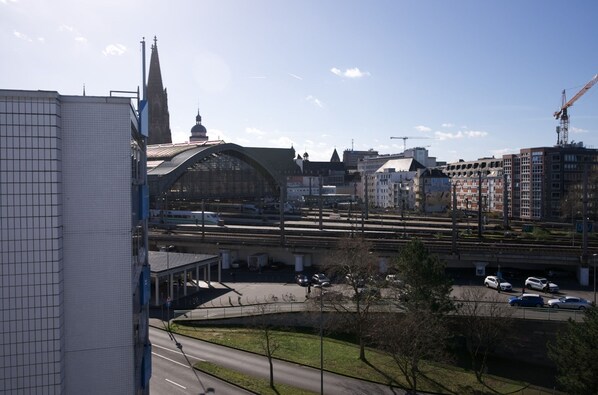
[362,358,406,393]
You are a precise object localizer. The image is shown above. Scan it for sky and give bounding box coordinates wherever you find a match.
[2,0,598,163]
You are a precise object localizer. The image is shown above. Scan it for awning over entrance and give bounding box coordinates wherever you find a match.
[150,251,220,307]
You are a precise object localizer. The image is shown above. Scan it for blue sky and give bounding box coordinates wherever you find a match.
[2,0,598,162]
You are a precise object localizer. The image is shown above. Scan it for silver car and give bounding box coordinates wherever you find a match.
[547,296,592,310]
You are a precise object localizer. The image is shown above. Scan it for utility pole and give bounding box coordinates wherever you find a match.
[502,172,509,230]
[478,171,483,238]
[318,175,323,231]
[581,162,589,266]
[452,184,457,252]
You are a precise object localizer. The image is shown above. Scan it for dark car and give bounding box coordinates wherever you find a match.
[311,273,331,287]
[508,293,544,307]
[295,274,310,287]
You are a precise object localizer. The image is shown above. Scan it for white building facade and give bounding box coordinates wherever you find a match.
[0,90,151,394]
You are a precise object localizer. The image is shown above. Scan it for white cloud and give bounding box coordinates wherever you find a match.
[305,95,324,108]
[245,127,266,136]
[434,129,488,140]
[288,73,303,80]
[13,31,32,42]
[102,44,127,56]
[570,126,588,134]
[37,37,45,43]
[58,25,74,32]
[330,67,370,78]
[464,130,488,138]
[414,125,432,133]
[74,36,87,44]
[441,123,454,128]
[1,0,19,4]
[434,131,463,140]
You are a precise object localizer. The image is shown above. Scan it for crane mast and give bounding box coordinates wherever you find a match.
[554,74,598,146]
[390,136,434,151]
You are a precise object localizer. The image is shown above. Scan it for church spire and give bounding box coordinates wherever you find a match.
[147,36,172,145]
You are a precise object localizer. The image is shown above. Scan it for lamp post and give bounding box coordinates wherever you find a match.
[320,286,324,395]
[593,253,597,306]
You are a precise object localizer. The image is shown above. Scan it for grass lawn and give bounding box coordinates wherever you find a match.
[196,360,318,395]
[171,324,558,395]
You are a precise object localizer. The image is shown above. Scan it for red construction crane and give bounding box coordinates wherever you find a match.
[390,136,434,151]
[554,74,598,146]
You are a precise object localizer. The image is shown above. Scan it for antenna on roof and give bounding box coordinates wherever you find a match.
[82,84,86,96]
[140,37,147,100]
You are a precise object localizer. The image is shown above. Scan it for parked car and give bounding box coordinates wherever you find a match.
[385,274,403,285]
[295,274,310,287]
[484,275,512,291]
[525,277,559,293]
[508,293,545,307]
[311,273,331,287]
[547,296,592,310]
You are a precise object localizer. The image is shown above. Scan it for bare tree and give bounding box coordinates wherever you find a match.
[457,288,514,384]
[321,235,382,362]
[376,309,451,394]
[252,304,282,389]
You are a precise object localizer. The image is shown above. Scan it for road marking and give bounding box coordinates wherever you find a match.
[153,343,206,361]
[152,352,190,368]
[165,378,186,389]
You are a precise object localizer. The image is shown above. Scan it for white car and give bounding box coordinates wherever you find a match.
[547,296,592,310]
[484,275,512,291]
[525,277,559,293]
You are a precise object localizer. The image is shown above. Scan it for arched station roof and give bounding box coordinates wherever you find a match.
[147,141,299,198]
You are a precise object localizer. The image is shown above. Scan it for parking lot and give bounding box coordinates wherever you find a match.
[156,265,596,315]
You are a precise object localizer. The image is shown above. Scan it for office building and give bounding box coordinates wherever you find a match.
[0,90,151,394]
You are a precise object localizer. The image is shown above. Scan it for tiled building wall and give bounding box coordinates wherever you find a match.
[60,97,134,395]
[1,91,141,394]
[0,91,65,394]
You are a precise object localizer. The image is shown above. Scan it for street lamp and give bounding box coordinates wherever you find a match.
[593,253,597,306]
[320,286,324,395]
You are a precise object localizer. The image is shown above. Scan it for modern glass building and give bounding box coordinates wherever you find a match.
[0,90,151,394]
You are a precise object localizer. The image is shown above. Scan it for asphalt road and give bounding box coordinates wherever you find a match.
[149,326,406,395]
[149,268,594,394]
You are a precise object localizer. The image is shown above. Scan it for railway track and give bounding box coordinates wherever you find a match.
[149,213,595,259]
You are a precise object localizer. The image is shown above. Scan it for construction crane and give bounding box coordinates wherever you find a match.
[554,74,598,146]
[390,136,434,151]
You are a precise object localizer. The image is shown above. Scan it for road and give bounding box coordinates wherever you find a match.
[149,326,405,395]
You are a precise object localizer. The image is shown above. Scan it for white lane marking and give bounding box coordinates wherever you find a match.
[165,378,186,389]
[153,343,206,361]
[152,352,190,368]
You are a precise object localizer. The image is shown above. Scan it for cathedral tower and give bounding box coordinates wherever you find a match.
[147,37,172,145]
